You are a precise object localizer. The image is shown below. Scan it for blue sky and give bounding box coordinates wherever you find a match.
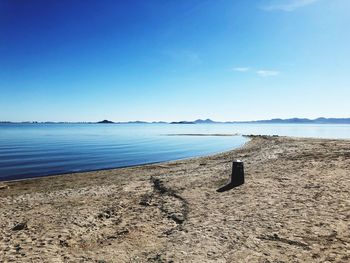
[1,0,349,122]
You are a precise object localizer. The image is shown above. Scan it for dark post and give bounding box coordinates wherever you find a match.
[231,160,244,186]
[217,160,244,192]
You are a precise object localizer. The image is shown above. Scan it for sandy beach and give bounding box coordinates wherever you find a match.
[0,136,349,263]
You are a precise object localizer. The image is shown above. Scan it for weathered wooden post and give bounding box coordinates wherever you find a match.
[217,160,244,192]
[231,160,244,186]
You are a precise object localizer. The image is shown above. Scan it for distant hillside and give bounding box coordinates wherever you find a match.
[117,121,149,124]
[247,118,350,124]
[97,120,150,124]
[97,120,114,124]
[171,119,216,124]
[152,121,168,124]
[170,121,196,124]
[194,119,216,124]
[2,117,350,124]
[171,118,350,124]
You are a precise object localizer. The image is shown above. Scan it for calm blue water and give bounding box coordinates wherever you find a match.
[0,123,349,181]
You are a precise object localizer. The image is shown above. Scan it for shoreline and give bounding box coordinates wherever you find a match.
[2,134,346,184]
[1,136,349,262]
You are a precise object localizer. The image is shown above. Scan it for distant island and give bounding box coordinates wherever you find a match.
[170,121,196,124]
[171,117,350,124]
[240,117,350,124]
[2,117,350,124]
[97,120,114,124]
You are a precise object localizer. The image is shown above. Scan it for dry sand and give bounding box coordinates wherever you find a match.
[0,136,349,263]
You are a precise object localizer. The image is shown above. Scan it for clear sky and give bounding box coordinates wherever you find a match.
[1,0,349,122]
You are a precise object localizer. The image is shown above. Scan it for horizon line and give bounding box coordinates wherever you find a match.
[1,117,350,124]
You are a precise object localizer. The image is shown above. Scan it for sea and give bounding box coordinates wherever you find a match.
[0,123,349,181]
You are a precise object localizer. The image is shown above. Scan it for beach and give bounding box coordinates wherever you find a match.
[0,136,349,262]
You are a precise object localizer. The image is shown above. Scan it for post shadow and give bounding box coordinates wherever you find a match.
[217,160,244,192]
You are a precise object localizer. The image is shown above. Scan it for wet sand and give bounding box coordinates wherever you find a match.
[0,136,349,262]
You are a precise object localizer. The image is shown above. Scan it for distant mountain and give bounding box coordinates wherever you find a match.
[2,117,350,125]
[249,118,312,124]
[247,118,350,124]
[170,119,216,124]
[170,121,196,124]
[313,117,350,124]
[122,121,148,124]
[97,118,350,124]
[171,117,350,124]
[113,121,156,124]
[152,121,168,124]
[194,119,216,124]
[97,120,114,124]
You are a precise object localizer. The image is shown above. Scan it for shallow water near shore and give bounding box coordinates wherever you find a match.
[0,124,247,181]
[1,123,349,181]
